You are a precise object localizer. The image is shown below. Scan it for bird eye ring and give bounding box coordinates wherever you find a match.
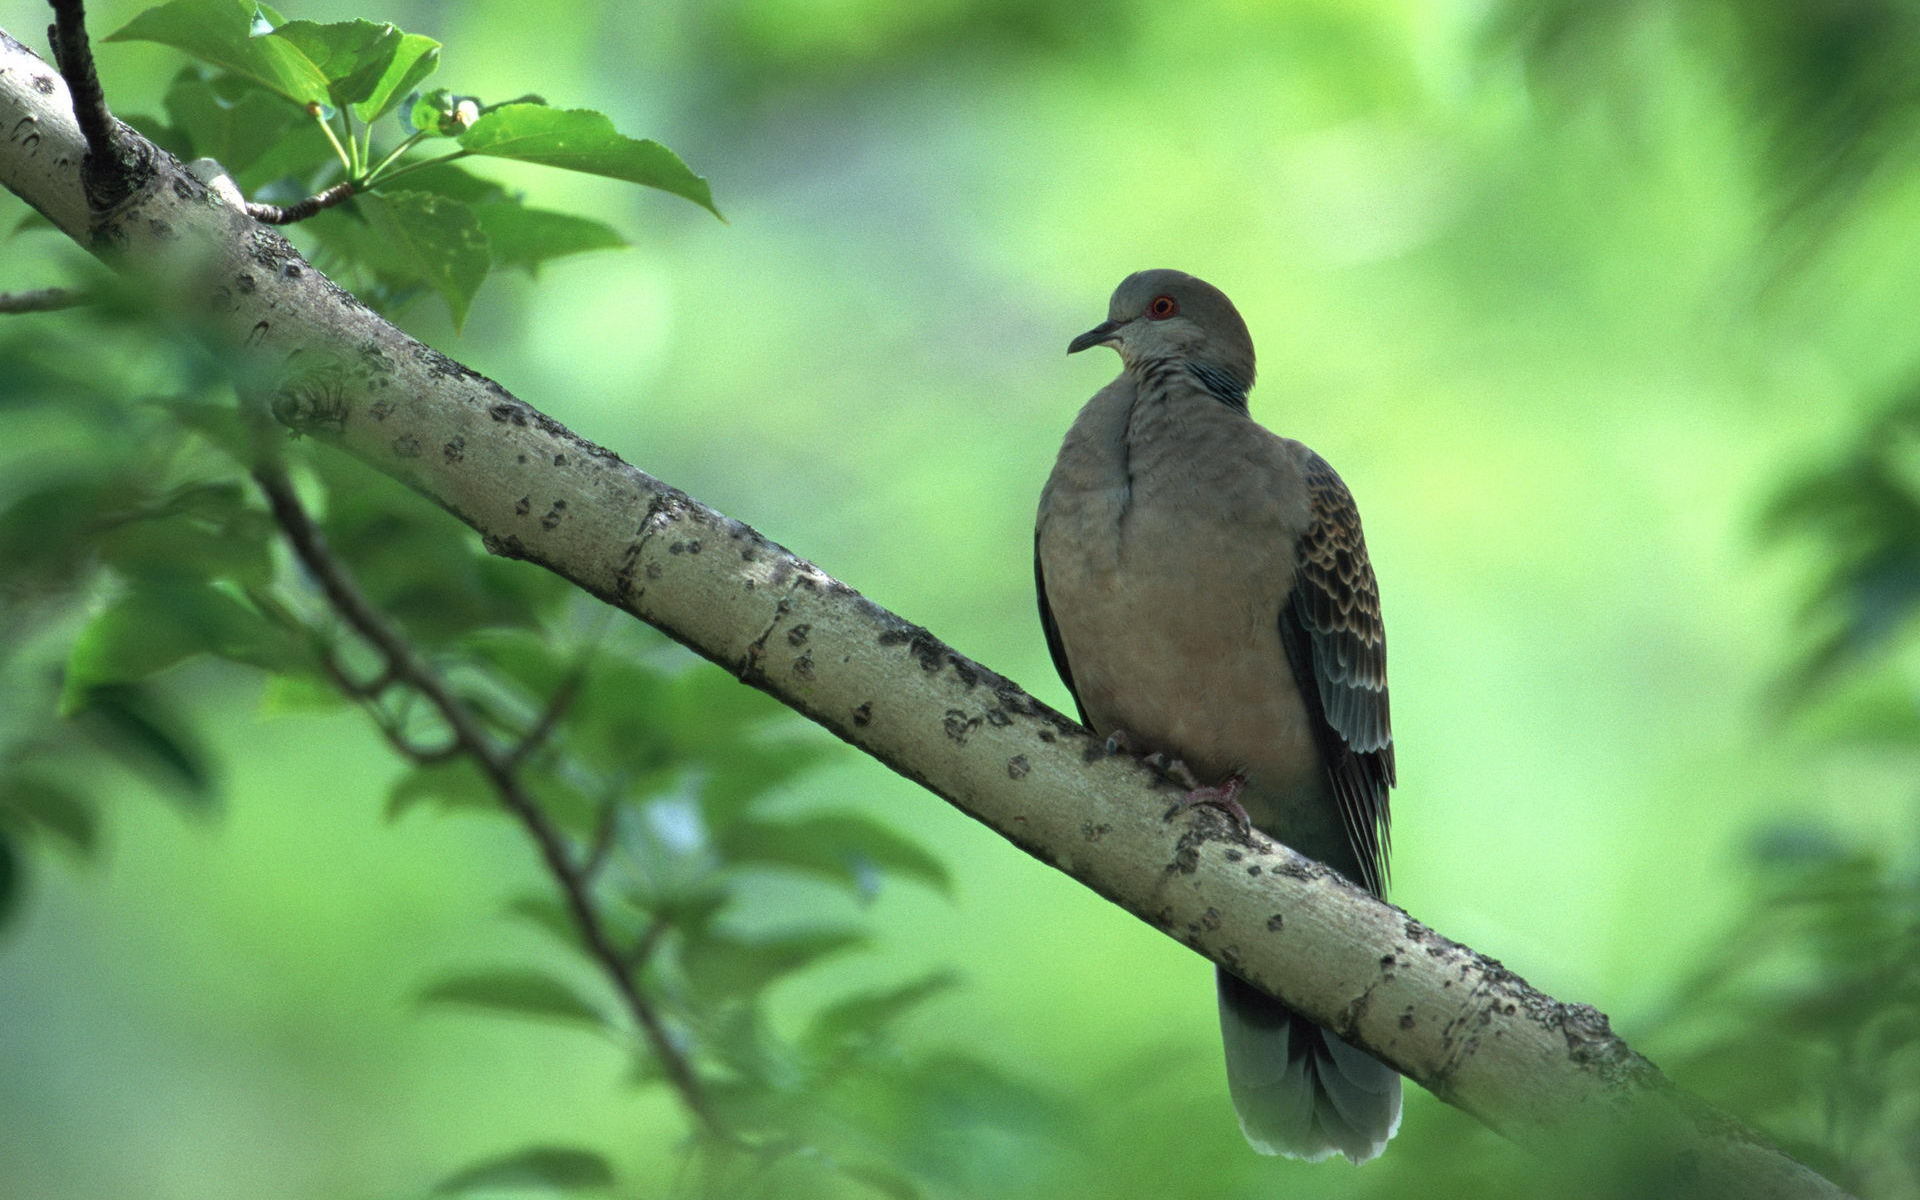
[1146,295,1177,319]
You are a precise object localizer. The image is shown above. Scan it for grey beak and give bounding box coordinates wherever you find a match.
[1068,319,1124,355]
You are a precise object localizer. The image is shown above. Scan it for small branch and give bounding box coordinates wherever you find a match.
[44,2,112,164]
[581,791,621,881]
[0,286,85,313]
[246,181,357,226]
[507,670,583,769]
[251,463,728,1143]
[625,915,670,972]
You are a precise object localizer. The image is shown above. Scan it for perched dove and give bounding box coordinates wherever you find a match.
[1034,269,1401,1162]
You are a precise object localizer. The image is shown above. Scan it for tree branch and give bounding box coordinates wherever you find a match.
[44,2,109,162]
[0,29,1851,1199]
[245,180,357,225]
[251,462,728,1142]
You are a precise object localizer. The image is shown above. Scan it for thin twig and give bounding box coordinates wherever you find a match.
[45,2,112,162]
[246,181,357,226]
[0,286,85,313]
[251,463,727,1142]
[507,670,583,769]
[624,914,670,972]
[581,790,622,881]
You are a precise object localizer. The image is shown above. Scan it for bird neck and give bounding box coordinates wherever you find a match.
[1128,355,1252,413]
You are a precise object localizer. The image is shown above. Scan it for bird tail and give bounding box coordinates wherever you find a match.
[1216,968,1402,1163]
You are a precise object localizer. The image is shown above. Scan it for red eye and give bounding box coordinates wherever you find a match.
[1147,295,1177,319]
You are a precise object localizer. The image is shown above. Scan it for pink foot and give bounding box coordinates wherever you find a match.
[1102,730,1253,836]
[1168,773,1254,837]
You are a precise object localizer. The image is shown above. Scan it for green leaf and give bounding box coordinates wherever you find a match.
[0,772,99,857]
[62,579,293,712]
[357,191,490,330]
[433,1146,614,1194]
[93,481,275,589]
[257,671,348,716]
[386,758,492,821]
[474,204,627,276]
[457,106,719,216]
[163,70,298,173]
[418,969,608,1029]
[460,629,577,699]
[682,927,866,999]
[504,893,576,947]
[73,684,216,805]
[107,0,332,108]
[269,20,401,109]
[355,33,440,124]
[720,812,951,898]
[805,972,959,1054]
[368,161,506,204]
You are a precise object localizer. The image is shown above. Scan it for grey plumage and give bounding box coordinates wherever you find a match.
[1035,268,1401,1162]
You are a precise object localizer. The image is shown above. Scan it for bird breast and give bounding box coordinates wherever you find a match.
[1037,385,1320,794]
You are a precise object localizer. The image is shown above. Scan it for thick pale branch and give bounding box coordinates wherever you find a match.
[0,30,1848,1199]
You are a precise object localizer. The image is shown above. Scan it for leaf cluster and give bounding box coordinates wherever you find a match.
[101,0,718,328]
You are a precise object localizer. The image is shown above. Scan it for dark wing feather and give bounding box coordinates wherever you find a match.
[1035,534,1091,726]
[1281,451,1394,896]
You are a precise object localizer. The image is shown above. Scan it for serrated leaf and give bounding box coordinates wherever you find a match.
[0,772,98,856]
[720,812,951,898]
[419,969,608,1029]
[356,33,439,124]
[682,927,865,999]
[108,0,332,108]
[433,1145,614,1194]
[457,105,719,216]
[368,161,507,204]
[163,70,298,173]
[358,190,490,329]
[386,758,492,820]
[268,20,404,110]
[474,204,626,276]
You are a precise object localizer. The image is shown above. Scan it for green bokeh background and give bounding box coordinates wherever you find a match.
[2,0,1916,1196]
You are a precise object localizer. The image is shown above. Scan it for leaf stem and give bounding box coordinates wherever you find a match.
[363,131,431,186]
[310,103,355,176]
[365,148,472,190]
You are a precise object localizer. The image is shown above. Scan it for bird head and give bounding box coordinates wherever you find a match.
[1067,269,1257,396]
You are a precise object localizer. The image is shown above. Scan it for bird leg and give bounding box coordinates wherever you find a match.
[1102,729,1254,836]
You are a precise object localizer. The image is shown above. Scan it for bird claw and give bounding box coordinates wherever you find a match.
[1104,730,1250,835]
[1166,774,1254,838]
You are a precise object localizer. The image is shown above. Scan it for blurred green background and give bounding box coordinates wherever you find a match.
[3,0,1918,1196]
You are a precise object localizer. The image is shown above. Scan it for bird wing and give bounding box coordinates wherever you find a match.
[1280,450,1394,895]
[1034,533,1091,727]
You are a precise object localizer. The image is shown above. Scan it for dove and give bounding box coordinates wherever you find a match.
[1035,268,1401,1162]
